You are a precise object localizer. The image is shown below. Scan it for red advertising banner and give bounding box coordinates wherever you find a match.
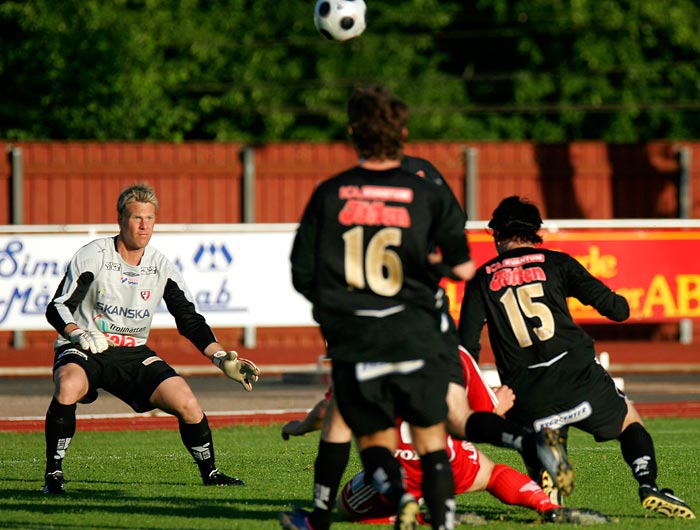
[443,228,700,324]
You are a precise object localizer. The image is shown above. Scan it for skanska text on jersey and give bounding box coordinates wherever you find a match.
[95,302,150,319]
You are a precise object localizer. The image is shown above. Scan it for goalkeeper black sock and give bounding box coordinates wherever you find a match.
[309,440,351,530]
[421,450,455,530]
[179,414,217,477]
[45,398,77,474]
[359,445,405,505]
[619,422,658,487]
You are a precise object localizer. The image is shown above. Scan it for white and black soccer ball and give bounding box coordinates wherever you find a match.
[313,0,367,42]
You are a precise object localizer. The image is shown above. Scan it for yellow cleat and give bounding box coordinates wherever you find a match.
[640,485,696,519]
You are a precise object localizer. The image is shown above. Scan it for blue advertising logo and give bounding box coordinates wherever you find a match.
[193,243,233,271]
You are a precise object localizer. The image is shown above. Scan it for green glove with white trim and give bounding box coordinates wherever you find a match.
[212,350,260,392]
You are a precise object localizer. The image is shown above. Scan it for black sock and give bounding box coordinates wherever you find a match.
[619,422,658,487]
[308,440,351,530]
[360,446,405,506]
[421,450,455,530]
[45,398,76,474]
[466,412,542,478]
[466,411,535,454]
[179,414,216,478]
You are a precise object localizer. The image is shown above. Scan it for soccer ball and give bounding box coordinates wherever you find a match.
[313,0,367,42]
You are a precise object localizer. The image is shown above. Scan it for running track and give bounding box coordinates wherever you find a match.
[2,340,699,433]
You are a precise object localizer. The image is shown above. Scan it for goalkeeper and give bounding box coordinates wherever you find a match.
[42,183,260,494]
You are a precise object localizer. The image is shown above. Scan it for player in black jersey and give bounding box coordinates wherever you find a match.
[280,153,466,530]
[42,183,260,494]
[286,85,474,530]
[458,195,696,520]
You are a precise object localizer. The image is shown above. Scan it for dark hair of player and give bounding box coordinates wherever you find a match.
[347,85,408,161]
[488,195,543,245]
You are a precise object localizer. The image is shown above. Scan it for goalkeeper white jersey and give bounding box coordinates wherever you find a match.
[46,236,216,353]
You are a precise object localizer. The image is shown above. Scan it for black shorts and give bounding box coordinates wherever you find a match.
[507,362,628,442]
[316,304,447,363]
[54,345,178,413]
[331,359,449,437]
[446,347,465,386]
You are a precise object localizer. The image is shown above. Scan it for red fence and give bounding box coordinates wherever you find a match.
[3,141,699,224]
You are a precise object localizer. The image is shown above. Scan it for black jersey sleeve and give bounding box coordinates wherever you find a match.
[162,278,217,353]
[429,261,466,281]
[290,188,322,304]
[45,271,94,334]
[563,255,630,322]
[457,270,488,362]
[401,156,460,204]
[402,155,470,279]
[433,190,471,267]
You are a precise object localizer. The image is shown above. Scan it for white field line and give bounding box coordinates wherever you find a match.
[0,363,327,377]
[0,407,311,423]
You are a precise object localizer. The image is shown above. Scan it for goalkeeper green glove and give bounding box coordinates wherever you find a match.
[211,350,260,392]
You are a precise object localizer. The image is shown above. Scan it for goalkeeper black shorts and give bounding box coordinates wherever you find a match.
[54,344,178,413]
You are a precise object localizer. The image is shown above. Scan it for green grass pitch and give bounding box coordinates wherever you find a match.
[1,418,698,529]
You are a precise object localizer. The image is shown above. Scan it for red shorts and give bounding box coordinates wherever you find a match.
[459,345,499,413]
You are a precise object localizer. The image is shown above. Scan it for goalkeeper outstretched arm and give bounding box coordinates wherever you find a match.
[204,343,261,392]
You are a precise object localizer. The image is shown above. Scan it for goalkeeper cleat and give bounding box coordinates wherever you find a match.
[542,507,610,524]
[202,468,245,486]
[536,428,574,497]
[639,485,696,519]
[279,508,315,530]
[394,493,420,530]
[42,470,65,494]
[541,469,563,506]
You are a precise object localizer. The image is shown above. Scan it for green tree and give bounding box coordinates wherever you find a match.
[437,0,700,141]
[1,0,699,141]
[0,0,464,141]
[0,1,194,139]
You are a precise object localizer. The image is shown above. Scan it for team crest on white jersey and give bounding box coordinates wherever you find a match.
[140,290,151,301]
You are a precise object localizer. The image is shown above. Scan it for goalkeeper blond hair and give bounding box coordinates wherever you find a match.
[117,183,159,221]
